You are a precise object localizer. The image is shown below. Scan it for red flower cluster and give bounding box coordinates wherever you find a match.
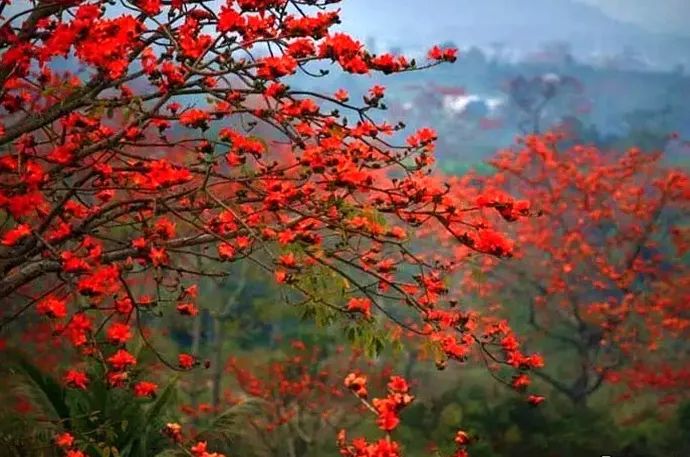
[346,297,373,320]
[54,432,85,457]
[340,373,472,457]
[64,370,89,390]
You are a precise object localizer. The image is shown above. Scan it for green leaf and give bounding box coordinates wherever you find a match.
[439,403,463,427]
[194,399,266,451]
[345,321,389,358]
[5,350,71,426]
[151,451,182,457]
[144,375,178,427]
[118,375,179,454]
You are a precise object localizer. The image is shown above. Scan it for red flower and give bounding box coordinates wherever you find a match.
[107,349,137,371]
[178,353,196,369]
[55,432,74,448]
[474,229,514,257]
[427,45,458,62]
[149,246,169,266]
[373,397,400,431]
[61,251,91,273]
[527,394,546,406]
[334,88,349,102]
[106,322,132,345]
[387,376,409,394]
[163,422,183,442]
[368,85,385,99]
[107,371,129,387]
[176,302,199,316]
[154,218,176,239]
[218,243,235,260]
[319,33,361,62]
[286,38,315,58]
[77,265,119,297]
[527,353,544,368]
[278,252,297,268]
[387,226,407,239]
[178,21,213,59]
[36,296,68,319]
[4,192,45,218]
[145,160,192,189]
[179,109,210,129]
[346,297,372,319]
[115,297,133,314]
[217,5,245,32]
[406,127,437,147]
[264,81,287,98]
[511,373,531,391]
[454,430,471,446]
[63,314,93,347]
[1,224,31,246]
[274,269,289,283]
[370,53,408,74]
[133,381,158,397]
[257,55,297,79]
[137,0,161,16]
[182,284,199,298]
[132,237,147,250]
[344,372,368,398]
[190,441,208,456]
[64,370,89,389]
[66,451,86,457]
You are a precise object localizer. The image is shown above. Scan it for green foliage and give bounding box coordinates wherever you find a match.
[297,264,346,327]
[394,380,690,457]
[0,351,179,457]
[343,320,400,358]
[191,399,269,456]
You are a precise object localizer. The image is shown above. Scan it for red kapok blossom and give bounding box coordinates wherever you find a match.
[64,370,89,389]
[36,296,68,319]
[163,422,183,442]
[346,297,372,319]
[176,302,199,316]
[178,353,196,369]
[133,381,158,397]
[527,394,546,406]
[1,224,31,246]
[66,450,86,457]
[55,432,75,448]
[106,322,132,345]
[107,349,137,371]
[344,372,368,398]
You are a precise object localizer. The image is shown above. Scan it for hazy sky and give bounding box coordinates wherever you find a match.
[339,0,690,38]
[579,0,690,36]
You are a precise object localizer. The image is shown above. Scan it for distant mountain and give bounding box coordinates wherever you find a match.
[338,0,690,70]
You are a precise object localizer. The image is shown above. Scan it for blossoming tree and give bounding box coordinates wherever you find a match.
[0,0,541,455]
[454,133,690,406]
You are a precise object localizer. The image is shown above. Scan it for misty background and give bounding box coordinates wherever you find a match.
[289,0,690,172]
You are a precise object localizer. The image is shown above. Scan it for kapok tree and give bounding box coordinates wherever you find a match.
[454,133,690,406]
[0,0,542,454]
[210,342,393,456]
[165,367,472,457]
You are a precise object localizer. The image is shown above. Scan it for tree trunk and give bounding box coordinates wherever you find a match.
[189,309,203,411]
[211,316,225,410]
